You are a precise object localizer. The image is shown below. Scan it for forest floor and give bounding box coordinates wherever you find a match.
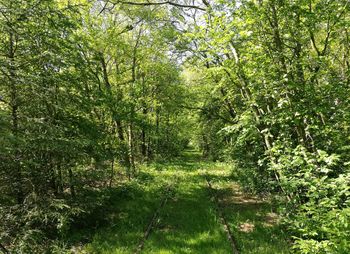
[74,150,290,254]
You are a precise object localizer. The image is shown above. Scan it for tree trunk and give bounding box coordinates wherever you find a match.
[68,168,75,198]
[128,123,136,179]
[57,163,63,195]
[109,159,115,187]
[8,28,24,204]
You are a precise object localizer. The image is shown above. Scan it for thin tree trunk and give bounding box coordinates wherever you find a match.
[141,127,147,158]
[141,75,147,159]
[141,103,147,159]
[68,168,75,198]
[109,159,115,187]
[57,163,63,195]
[128,123,135,179]
[0,242,9,254]
[8,28,24,204]
[116,120,125,141]
[147,136,152,159]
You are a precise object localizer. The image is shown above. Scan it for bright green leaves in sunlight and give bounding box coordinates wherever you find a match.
[0,0,349,253]
[183,0,350,253]
[0,0,191,252]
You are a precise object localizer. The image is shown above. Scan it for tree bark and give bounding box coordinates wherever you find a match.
[8,26,24,204]
[127,123,136,179]
[68,168,75,198]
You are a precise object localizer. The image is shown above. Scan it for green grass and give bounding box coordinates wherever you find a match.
[76,150,290,253]
[206,164,291,254]
[81,170,171,253]
[142,157,231,253]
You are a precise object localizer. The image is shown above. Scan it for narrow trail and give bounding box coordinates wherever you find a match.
[205,176,240,254]
[133,184,175,254]
[141,153,233,254]
[83,150,289,254]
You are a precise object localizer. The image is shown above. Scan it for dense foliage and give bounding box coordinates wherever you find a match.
[0,0,349,253]
[186,0,350,253]
[0,0,190,252]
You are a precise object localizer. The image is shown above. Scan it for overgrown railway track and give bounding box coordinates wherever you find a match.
[133,180,178,254]
[205,175,240,254]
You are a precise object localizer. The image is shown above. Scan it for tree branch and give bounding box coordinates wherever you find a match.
[112,0,206,11]
[0,95,8,104]
[0,242,9,254]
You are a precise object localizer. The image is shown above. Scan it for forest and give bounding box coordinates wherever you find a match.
[0,0,349,253]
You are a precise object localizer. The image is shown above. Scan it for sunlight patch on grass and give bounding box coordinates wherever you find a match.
[79,151,291,254]
[207,165,291,254]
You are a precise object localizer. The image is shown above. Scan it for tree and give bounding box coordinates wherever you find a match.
[182,0,350,252]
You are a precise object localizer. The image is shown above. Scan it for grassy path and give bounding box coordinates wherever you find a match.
[142,153,232,254]
[205,165,290,254]
[80,151,290,254]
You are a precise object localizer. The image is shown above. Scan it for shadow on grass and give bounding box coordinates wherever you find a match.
[215,184,291,254]
[67,150,290,254]
[66,150,204,253]
[72,150,234,254]
[142,183,232,254]
[62,172,163,253]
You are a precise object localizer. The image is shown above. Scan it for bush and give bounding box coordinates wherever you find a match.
[270,145,350,253]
